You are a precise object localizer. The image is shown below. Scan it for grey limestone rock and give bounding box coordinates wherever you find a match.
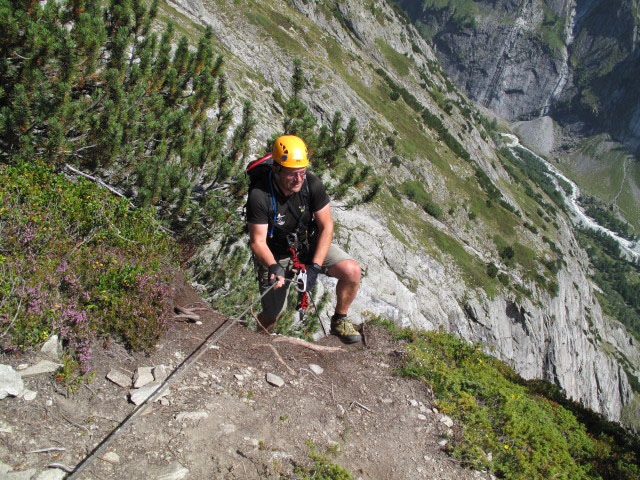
[0,365,24,399]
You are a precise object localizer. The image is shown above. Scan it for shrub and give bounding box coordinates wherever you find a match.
[387,328,640,480]
[487,262,499,278]
[0,162,175,378]
[401,180,442,219]
[498,272,510,286]
[423,200,443,220]
[500,246,515,261]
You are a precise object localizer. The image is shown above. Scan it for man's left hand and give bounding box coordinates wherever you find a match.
[305,263,324,292]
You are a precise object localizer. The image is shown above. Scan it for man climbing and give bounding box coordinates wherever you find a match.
[246,134,362,343]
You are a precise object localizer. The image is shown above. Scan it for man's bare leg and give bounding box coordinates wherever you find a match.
[328,259,361,315]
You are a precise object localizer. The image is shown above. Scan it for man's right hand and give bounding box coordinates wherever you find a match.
[268,263,286,289]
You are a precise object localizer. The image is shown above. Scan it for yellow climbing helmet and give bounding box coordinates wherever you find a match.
[272,135,309,168]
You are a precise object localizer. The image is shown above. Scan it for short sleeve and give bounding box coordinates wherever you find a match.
[307,173,330,213]
[246,187,270,224]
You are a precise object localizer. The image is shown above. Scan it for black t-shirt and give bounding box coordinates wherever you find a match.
[247,171,330,256]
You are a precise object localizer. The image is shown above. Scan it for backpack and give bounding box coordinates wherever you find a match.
[245,153,314,250]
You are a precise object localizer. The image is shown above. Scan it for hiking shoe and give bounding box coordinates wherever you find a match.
[330,318,361,344]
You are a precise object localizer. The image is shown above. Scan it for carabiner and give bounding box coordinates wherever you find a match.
[295,270,307,292]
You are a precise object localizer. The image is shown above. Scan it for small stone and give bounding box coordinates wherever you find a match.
[381,398,393,404]
[308,364,324,375]
[195,321,203,325]
[129,382,169,405]
[0,420,13,433]
[160,397,170,406]
[45,399,53,407]
[419,405,428,413]
[417,414,427,420]
[101,451,120,464]
[0,365,24,399]
[153,365,169,382]
[337,404,346,418]
[16,364,28,371]
[438,439,448,448]
[409,399,418,407]
[40,334,60,359]
[22,389,37,401]
[20,360,63,377]
[487,452,493,462]
[33,469,67,480]
[133,367,154,388]
[106,368,132,388]
[234,374,244,381]
[265,373,284,387]
[379,362,390,368]
[432,407,439,414]
[175,411,208,422]
[153,462,188,480]
[220,423,237,435]
[440,415,454,428]
[6,468,37,479]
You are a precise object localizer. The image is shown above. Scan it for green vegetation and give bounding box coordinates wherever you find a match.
[293,441,353,480]
[580,196,636,241]
[401,180,443,219]
[576,228,640,340]
[499,148,565,215]
[0,0,258,377]
[371,319,640,480]
[0,161,175,380]
[560,136,640,231]
[420,0,480,30]
[538,3,567,57]
[375,38,412,76]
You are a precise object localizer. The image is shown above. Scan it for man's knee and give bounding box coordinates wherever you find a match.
[330,259,361,283]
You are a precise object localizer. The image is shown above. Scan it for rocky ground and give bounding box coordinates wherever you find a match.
[0,281,496,480]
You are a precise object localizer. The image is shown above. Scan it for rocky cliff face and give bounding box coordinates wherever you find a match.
[396,0,640,155]
[169,0,638,422]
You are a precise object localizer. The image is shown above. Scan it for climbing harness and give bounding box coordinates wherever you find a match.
[66,282,281,479]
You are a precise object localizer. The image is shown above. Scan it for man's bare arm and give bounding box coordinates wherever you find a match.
[311,204,334,266]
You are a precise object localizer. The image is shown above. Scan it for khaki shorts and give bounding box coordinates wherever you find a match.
[256,244,352,320]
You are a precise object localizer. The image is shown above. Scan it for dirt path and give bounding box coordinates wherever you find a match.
[0,283,494,480]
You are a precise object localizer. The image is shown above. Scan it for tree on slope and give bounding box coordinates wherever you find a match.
[0,0,255,240]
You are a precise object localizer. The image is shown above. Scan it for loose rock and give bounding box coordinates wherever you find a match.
[308,364,324,375]
[0,365,24,399]
[20,361,63,377]
[440,415,454,428]
[106,368,132,388]
[5,468,37,479]
[101,452,120,464]
[133,367,154,388]
[153,365,169,382]
[129,382,169,405]
[22,389,37,402]
[0,420,13,433]
[175,411,209,422]
[40,335,60,359]
[266,373,284,387]
[33,469,67,480]
[152,461,189,480]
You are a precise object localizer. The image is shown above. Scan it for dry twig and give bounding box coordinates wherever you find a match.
[253,344,296,376]
[274,336,344,352]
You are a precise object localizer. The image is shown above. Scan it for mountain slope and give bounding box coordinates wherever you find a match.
[160,0,639,423]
